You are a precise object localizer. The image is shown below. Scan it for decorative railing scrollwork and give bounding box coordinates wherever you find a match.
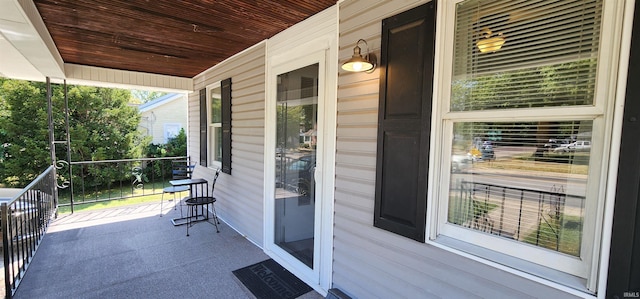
[54,160,70,189]
[131,166,144,189]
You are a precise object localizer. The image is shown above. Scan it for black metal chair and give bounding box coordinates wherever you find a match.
[160,159,194,217]
[185,168,221,236]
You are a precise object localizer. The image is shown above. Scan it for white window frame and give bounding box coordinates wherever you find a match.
[207,81,222,169]
[163,123,182,143]
[429,0,626,292]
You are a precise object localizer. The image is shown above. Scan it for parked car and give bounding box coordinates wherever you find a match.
[553,140,591,152]
[544,138,571,150]
[481,144,495,160]
[552,143,570,153]
[544,139,560,149]
[569,140,591,152]
[275,154,315,196]
[468,144,495,161]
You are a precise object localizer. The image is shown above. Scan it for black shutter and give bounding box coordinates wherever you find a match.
[607,5,640,298]
[221,78,232,174]
[374,2,436,242]
[199,88,207,167]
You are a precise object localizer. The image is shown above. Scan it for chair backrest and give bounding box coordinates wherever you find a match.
[190,164,208,179]
[189,165,221,197]
[171,158,193,179]
[210,168,221,195]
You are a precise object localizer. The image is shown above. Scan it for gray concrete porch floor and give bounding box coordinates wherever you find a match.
[13,201,323,299]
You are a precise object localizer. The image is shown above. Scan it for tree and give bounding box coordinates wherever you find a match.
[143,128,187,179]
[130,90,167,103]
[0,79,146,187]
[164,128,187,157]
[0,79,49,185]
[63,85,143,162]
[276,104,304,150]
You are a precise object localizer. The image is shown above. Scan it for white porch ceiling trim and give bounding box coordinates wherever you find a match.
[65,64,193,93]
[0,0,193,92]
[0,0,65,80]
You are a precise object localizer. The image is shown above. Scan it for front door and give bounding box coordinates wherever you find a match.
[266,50,326,287]
[274,62,318,270]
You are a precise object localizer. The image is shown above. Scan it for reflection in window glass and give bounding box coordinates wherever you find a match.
[451,60,597,111]
[214,127,222,162]
[448,121,591,256]
[209,85,222,163]
[210,88,221,123]
[274,63,319,269]
[451,0,601,111]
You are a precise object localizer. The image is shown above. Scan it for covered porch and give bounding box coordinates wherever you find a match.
[11,202,322,298]
[2,0,640,298]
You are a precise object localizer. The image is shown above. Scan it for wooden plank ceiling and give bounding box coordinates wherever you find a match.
[33,0,336,78]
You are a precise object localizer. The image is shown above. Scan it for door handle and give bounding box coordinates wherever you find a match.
[314,167,321,183]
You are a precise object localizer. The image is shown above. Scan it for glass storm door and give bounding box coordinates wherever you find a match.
[274,63,319,270]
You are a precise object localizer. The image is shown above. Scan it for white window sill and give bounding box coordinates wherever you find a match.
[208,161,222,171]
[431,235,594,297]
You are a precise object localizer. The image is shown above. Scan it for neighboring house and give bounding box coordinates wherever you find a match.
[2,0,639,298]
[300,129,316,147]
[138,93,187,144]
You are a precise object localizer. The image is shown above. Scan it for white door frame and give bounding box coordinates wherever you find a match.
[264,36,336,294]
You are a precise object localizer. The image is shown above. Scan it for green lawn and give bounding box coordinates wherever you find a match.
[56,181,184,214]
[448,196,498,225]
[524,214,582,257]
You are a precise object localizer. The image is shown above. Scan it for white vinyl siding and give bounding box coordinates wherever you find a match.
[139,96,187,145]
[189,43,266,245]
[333,0,588,298]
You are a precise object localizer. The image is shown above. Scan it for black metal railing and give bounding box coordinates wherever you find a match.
[1,166,57,299]
[60,156,189,211]
[450,180,586,256]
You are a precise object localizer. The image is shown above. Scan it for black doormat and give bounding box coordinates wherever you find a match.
[232,259,313,299]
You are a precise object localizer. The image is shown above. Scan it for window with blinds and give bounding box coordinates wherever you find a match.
[439,0,608,281]
[448,120,591,258]
[451,0,602,111]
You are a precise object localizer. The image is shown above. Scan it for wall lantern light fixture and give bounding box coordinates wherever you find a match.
[341,39,376,73]
[476,28,505,53]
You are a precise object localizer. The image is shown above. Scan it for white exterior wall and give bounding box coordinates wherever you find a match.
[140,96,187,144]
[332,0,583,298]
[189,43,266,245]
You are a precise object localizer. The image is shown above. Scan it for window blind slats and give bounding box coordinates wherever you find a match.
[456,0,599,23]
[453,60,596,109]
[452,0,602,111]
[467,48,597,71]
